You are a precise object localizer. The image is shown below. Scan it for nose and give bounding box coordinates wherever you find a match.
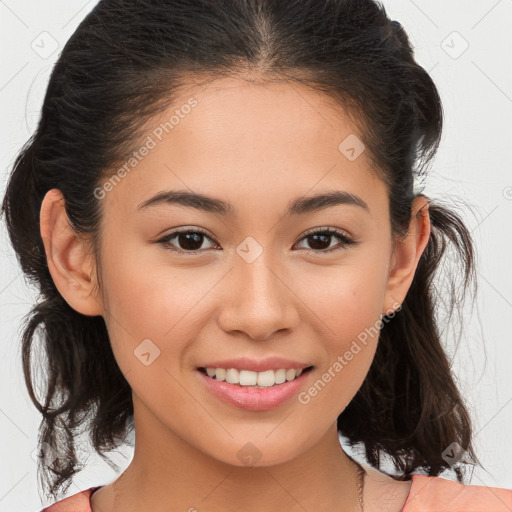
[217,253,301,341]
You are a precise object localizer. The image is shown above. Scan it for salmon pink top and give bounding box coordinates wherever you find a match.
[40,473,512,511]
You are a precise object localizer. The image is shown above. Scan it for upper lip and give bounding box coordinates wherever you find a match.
[198,357,313,372]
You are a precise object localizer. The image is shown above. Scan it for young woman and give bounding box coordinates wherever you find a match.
[2,0,511,511]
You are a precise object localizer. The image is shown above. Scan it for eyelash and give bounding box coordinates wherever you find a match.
[156,227,358,255]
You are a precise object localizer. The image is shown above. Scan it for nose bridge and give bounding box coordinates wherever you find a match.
[239,248,281,307]
[236,233,281,295]
[218,240,299,339]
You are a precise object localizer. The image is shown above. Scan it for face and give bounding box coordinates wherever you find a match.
[44,77,427,469]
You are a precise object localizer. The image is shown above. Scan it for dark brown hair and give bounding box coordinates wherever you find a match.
[1,0,484,501]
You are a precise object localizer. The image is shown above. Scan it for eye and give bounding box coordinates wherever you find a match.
[295,227,358,254]
[156,227,219,254]
[156,227,358,255]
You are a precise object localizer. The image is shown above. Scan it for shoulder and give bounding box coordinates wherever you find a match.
[40,486,102,512]
[404,473,512,512]
[362,463,512,512]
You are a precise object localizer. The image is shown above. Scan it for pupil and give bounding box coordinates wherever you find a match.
[179,233,202,250]
[309,234,329,250]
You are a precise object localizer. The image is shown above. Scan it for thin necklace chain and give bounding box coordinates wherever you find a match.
[353,458,366,512]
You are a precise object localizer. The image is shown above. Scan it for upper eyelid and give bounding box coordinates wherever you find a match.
[160,226,353,240]
[301,226,353,238]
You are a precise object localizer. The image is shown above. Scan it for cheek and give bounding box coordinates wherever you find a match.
[98,240,217,367]
[295,266,386,417]
[297,256,389,343]
[97,247,204,412]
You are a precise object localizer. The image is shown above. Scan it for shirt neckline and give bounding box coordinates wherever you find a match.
[87,474,420,511]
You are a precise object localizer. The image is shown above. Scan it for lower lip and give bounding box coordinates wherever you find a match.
[197,368,312,411]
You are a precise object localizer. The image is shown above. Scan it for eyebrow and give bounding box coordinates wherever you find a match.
[137,189,370,216]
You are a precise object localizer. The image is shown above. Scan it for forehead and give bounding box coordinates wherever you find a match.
[172,76,362,153]
[102,76,386,222]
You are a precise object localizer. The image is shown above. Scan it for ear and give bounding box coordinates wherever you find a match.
[382,196,431,316]
[40,188,103,316]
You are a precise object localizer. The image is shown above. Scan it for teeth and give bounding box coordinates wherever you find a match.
[240,370,257,386]
[226,368,239,384]
[204,367,307,387]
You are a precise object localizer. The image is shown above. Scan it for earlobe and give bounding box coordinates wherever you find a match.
[382,196,431,316]
[40,188,103,317]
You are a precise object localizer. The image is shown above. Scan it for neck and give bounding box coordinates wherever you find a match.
[104,396,364,512]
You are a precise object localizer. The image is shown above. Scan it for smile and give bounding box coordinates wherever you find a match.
[199,367,311,388]
[196,366,314,411]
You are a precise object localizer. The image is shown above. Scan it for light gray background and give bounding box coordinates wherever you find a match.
[1,1,511,510]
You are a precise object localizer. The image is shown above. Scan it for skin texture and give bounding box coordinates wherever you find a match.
[39,77,430,512]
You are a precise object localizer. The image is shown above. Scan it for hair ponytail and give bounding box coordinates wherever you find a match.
[339,199,481,481]
[20,292,133,496]
[2,138,133,499]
